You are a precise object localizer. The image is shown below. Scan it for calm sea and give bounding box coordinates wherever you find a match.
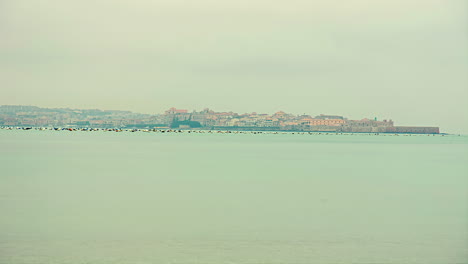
[1,130,467,264]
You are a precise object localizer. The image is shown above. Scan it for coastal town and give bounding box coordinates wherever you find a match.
[0,105,439,134]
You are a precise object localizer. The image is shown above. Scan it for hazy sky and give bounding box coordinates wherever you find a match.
[1,0,467,133]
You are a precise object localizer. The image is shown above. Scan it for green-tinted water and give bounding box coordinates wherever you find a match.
[1,130,467,263]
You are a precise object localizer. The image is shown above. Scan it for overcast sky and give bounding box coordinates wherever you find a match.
[1,0,467,133]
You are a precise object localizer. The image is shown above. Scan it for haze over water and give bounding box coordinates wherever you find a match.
[1,130,467,263]
[2,0,468,134]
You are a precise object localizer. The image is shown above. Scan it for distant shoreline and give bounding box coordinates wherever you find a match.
[0,126,451,135]
[0,105,440,134]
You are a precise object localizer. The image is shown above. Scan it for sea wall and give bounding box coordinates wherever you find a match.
[386,126,440,134]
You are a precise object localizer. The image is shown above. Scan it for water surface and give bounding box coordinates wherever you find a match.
[1,130,467,263]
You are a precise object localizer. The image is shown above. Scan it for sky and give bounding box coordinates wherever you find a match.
[1,0,467,133]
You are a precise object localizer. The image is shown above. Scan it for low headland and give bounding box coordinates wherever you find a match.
[0,105,440,134]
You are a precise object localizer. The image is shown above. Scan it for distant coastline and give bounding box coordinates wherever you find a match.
[1,126,452,137]
[0,105,440,134]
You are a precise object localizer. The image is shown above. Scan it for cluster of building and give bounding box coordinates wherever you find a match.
[165,108,439,133]
[0,105,440,134]
[0,105,153,128]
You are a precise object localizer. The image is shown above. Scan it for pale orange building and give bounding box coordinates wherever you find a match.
[165,107,188,114]
[300,118,346,126]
